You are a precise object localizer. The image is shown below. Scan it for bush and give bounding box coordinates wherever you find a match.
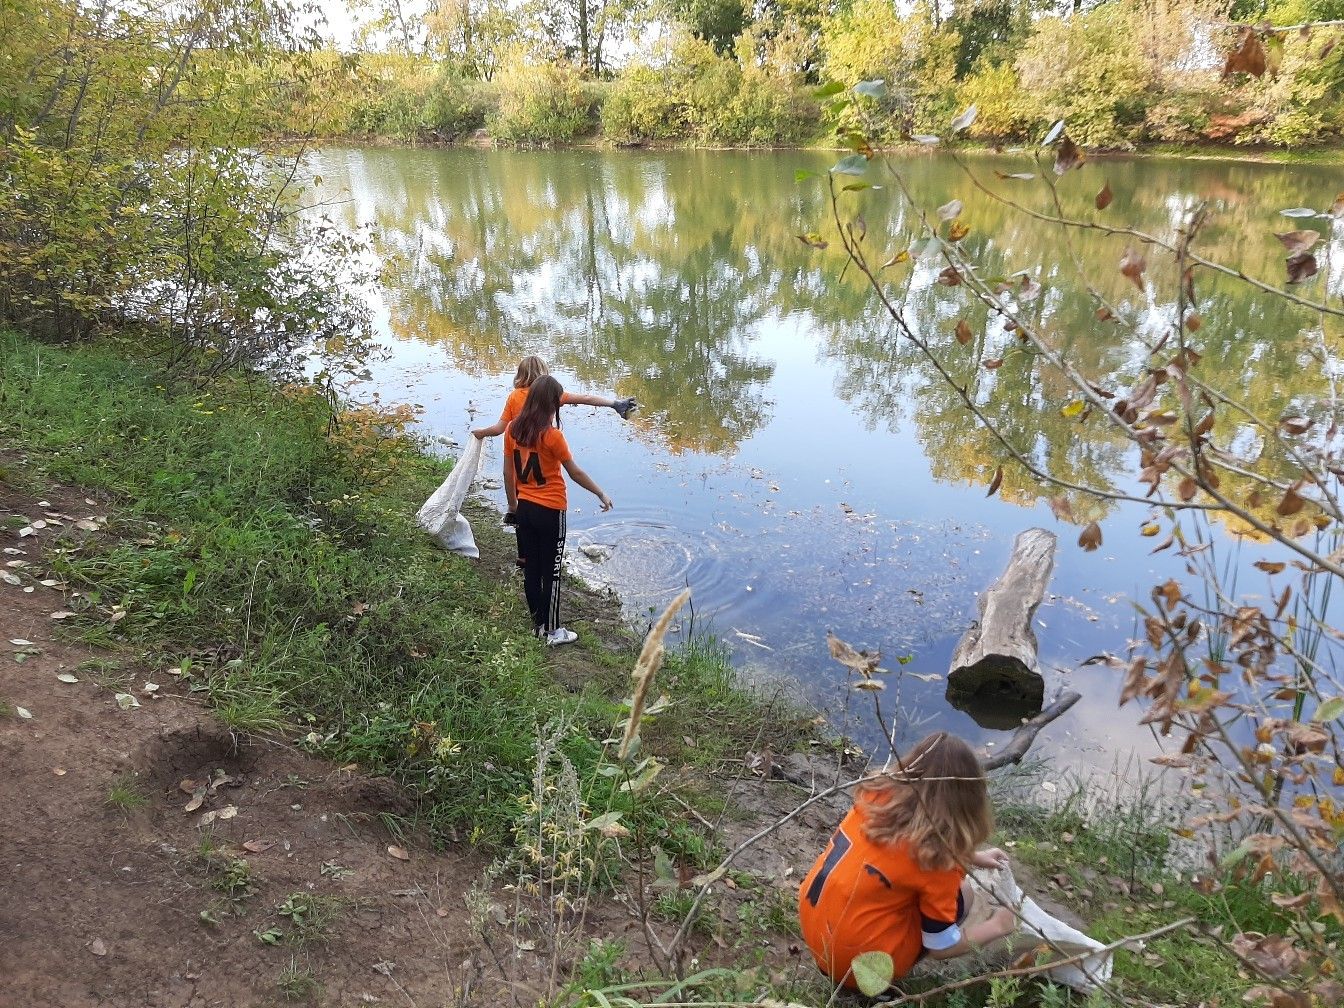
[955,62,1030,140]
[601,32,812,147]
[1014,6,1153,148]
[488,58,595,145]
[0,0,370,377]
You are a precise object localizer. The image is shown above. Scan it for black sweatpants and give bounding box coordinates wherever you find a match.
[515,499,566,634]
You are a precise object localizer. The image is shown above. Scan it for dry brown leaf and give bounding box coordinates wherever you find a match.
[1279,416,1312,435]
[1054,134,1084,174]
[242,839,274,854]
[955,319,973,345]
[1274,230,1320,256]
[1049,496,1075,522]
[388,845,411,861]
[948,220,970,242]
[1184,311,1202,332]
[937,265,962,287]
[1223,29,1267,78]
[1078,522,1102,552]
[1277,486,1306,516]
[1286,252,1318,285]
[986,465,1003,498]
[1095,181,1113,211]
[1119,247,1147,290]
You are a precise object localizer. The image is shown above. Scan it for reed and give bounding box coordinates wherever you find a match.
[618,588,691,760]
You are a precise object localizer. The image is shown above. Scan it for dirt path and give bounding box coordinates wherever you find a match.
[0,475,491,1007]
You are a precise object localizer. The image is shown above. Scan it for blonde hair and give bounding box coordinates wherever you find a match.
[513,355,549,389]
[856,732,991,871]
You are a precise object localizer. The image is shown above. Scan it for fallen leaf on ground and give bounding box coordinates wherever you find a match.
[90,939,107,956]
[114,693,140,710]
[50,611,75,620]
[53,768,67,775]
[388,845,411,861]
[16,706,33,719]
[8,639,33,646]
[56,673,79,684]
[242,839,274,854]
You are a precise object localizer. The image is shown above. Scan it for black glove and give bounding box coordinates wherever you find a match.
[612,397,638,420]
[503,510,517,526]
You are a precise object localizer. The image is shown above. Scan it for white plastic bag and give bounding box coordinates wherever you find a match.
[967,866,1112,992]
[416,436,484,558]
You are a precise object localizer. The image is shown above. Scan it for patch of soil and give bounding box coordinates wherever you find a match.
[0,468,491,1008]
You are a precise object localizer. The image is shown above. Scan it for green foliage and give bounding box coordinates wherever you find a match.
[672,0,748,54]
[0,0,371,374]
[489,58,596,144]
[601,31,814,147]
[1014,6,1153,147]
[105,774,149,813]
[956,61,1030,139]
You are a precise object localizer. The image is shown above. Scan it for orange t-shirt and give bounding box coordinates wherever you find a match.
[798,806,964,988]
[504,425,572,511]
[500,387,578,426]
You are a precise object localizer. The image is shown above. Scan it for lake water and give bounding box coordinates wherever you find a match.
[311,145,1343,772]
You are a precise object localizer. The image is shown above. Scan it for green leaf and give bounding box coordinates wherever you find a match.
[1314,696,1344,723]
[851,950,895,996]
[854,79,887,100]
[585,810,624,832]
[814,81,846,98]
[842,182,872,192]
[794,169,817,183]
[831,154,869,176]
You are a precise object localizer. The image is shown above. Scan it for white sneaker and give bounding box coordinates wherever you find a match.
[545,627,578,646]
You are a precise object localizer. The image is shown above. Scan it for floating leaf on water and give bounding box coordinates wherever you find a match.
[937,198,963,221]
[881,249,910,269]
[1279,416,1312,435]
[937,265,961,287]
[986,465,1003,497]
[387,845,411,861]
[852,679,886,691]
[983,358,1004,370]
[948,220,970,242]
[995,170,1036,181]
[1277,485,1306,516]
[955,320,973,345]
[1184,311,1202,332]
[795,232,828,251]
[1060,400,1086,418]
[1140,522,1161,537]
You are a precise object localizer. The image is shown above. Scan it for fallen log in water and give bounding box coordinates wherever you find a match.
[947,528,1056,727]
[980,689,1082,772]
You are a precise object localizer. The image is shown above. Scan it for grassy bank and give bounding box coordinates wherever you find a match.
[0,330,804,854]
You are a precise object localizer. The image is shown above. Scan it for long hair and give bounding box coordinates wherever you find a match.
[856,732,991,871]
[513,355,549,389]
[510,374,562,449]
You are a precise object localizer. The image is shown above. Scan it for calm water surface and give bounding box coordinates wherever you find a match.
[312,146,1343,772]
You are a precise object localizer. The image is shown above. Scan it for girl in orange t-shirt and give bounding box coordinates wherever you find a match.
[472,356,634,526]
[503,375,613,646]
[798,732,1016,991]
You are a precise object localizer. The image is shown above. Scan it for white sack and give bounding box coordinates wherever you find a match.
[416,435,484,558]
[967,866,1113,992]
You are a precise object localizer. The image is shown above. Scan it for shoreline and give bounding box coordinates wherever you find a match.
[286,131,1344,165]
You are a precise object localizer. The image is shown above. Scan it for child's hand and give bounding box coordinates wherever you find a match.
[471,428,488,439]
[989,905,1017,938]
[598,494,614,512]
[973,848,1010,870]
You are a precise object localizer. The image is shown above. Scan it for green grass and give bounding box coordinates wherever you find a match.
[0,330,794,856]
[276,959,321,1002]
[105,773,149,812]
